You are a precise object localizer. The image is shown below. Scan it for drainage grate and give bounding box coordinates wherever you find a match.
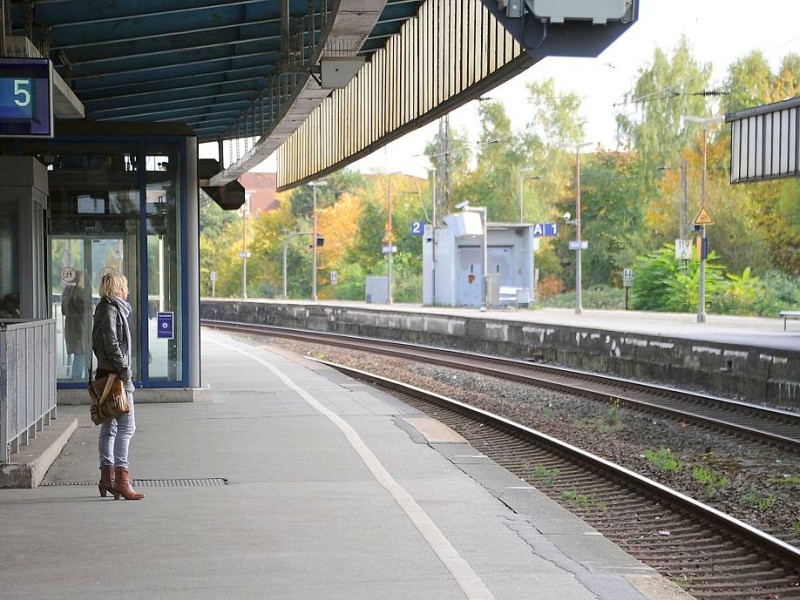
[134,478,228,487]
[42,478,228,487]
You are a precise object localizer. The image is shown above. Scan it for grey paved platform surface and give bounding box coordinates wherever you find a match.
[0,328,694,599]
[272,300,800,352]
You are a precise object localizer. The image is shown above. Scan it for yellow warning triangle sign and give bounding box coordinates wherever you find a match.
[693,207,714,226]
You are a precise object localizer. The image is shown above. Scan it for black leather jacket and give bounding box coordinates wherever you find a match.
[92,296,134,390]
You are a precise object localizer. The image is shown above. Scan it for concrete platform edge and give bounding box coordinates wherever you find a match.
[431,442,696,600]
[0,417,77,488]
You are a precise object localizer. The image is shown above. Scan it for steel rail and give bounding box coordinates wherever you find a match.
[202,320,800,451]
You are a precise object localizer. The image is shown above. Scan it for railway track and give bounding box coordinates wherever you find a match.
[203,320,800,452]
[317,359,800,600]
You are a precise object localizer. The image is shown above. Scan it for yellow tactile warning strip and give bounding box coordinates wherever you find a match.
[404,417,466,444]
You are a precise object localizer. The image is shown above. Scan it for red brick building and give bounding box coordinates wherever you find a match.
[239,172,278,215]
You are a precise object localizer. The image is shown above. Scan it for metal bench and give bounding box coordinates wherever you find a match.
[779,310,800,330]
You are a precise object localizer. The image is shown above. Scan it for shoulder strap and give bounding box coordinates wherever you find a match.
[98,373,118,406]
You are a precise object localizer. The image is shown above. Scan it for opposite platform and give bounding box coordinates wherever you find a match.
[0,328,692,599]
[201,300,800,408]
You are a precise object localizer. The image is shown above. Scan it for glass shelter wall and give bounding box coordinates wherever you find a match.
[10,129,197,389]
[144,150,183,382]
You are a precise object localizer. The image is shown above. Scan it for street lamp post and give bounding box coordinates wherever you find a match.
[429,168,437,306]
[682,115,724,323]
[518,168,531,223]
[565,142,592,315]
[430,167,437,228]
[517,168,541,223]
[307,180,327,302]
[240,192,251,299]
[657,161,690,253]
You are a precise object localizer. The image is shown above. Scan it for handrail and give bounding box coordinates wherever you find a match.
[0,319,57,462]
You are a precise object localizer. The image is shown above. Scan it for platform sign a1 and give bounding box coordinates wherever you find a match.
[532,223,558,237]
[157,312,174,339]
[0,58,54,138]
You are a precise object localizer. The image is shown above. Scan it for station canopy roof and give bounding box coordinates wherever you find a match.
[10,0,426,144]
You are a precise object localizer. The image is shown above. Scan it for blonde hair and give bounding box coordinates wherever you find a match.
[99,272,128,298]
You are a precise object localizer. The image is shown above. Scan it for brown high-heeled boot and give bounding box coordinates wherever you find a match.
[98,465,115,498]
[112,467,145,501]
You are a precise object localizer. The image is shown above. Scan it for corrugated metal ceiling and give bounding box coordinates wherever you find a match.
[10,0,426,144]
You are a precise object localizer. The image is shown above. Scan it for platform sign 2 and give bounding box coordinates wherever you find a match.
[410,221,426,236]
[157,312,174,339]
[0,58,54,138]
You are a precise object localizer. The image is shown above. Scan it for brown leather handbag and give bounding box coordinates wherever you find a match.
[89,371,130,425]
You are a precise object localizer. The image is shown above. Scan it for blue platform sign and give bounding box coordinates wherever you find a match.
[157,312,174,339]
[0,58,54,138]
[532,223,558,237]
[410,221,426,236]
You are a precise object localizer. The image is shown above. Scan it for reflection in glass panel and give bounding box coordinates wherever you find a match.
[77,194,105,214]
[146,150,181,381]
[0,204,20,318]
[52,238,89,381]
[146,155,171,172]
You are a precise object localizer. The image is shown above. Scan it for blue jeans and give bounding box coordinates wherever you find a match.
[98,392,136,469]
[71,354,86,379]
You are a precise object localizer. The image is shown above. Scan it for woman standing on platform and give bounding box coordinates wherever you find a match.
[92,272,144,501]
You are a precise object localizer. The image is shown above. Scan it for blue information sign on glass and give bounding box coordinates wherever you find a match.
[157,312,174,340]
[0,58,53,138]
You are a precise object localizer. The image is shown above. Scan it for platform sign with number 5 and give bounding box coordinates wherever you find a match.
[0,58,54,138]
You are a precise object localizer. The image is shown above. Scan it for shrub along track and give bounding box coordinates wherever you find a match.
[206,321,800,598]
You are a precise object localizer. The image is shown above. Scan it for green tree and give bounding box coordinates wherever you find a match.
[616,37,711,203]
[199,191,240,296]
[775,54,800,100]
[347,180,389,275]
[457,100,525,222]
[288,170,366,219]
[723,51,777,113]
[616,36,711,162]
[577,151,647,288]
[721,51,800,276]
[522,78,585,217]
[519,79,588,289]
